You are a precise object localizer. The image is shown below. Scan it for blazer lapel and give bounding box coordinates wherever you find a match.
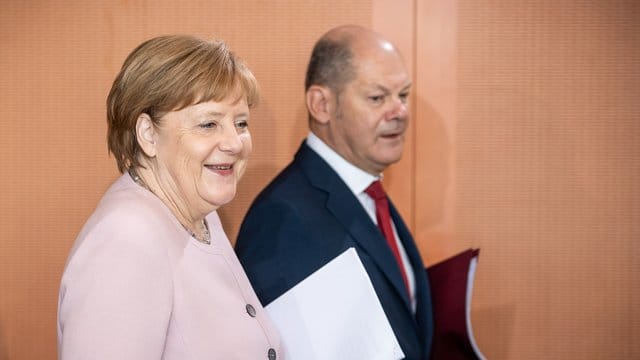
[295,143,413,311]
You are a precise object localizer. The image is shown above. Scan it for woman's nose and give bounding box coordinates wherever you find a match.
[218,126,243,153]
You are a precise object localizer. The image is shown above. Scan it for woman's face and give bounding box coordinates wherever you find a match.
[151,96,252,217]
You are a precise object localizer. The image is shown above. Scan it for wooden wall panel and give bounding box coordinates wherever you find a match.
[413,0,461,265]
[455,0,640,358]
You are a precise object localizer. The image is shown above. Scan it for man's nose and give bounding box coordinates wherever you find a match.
[385,97,409,121]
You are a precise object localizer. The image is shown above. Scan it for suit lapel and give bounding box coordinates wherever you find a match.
[295,143,413,311]
[389,202,433,344]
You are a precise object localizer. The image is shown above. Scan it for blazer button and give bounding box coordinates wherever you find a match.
[246,304,257,317]
[268,348,276,360]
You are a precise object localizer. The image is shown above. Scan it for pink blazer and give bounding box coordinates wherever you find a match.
[58,174,284,359]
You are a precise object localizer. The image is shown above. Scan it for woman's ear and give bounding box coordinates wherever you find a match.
[135,113,158,157]
[305,85,334,125]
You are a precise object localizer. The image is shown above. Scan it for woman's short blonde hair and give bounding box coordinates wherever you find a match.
[107,35,259,173]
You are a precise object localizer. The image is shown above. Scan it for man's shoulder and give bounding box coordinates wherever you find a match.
[253,154,335,203]
[263,161,308,193]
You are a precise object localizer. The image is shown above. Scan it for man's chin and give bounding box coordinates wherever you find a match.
[377,153,404,168]
[380,142,405,158]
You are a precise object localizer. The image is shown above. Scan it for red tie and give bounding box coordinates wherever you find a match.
[365,180,411,297]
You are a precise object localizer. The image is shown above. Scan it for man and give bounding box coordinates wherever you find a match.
[235,25,433,359]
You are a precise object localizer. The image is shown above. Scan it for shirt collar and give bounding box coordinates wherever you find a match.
[306,132,380,195]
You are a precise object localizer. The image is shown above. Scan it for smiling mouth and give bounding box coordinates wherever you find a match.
[205,163,234,172]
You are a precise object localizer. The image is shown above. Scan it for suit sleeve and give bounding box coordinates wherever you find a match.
[58,211,173,360]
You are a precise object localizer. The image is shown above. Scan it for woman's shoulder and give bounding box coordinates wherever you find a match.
[97,175,173,226]
[71,175,179,255]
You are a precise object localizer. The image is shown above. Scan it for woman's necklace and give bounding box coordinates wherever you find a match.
[128,167,211,245]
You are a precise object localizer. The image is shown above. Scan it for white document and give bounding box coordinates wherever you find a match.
[265,247,405,360]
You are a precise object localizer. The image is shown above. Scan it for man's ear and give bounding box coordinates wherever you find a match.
[135,113,158,157]
[306,85,334,125]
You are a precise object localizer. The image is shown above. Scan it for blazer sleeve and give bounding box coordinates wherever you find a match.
[58,210,174,360]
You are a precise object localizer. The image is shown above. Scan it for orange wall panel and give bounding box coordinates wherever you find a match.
[2,0,639,358]
[455,0,640,358]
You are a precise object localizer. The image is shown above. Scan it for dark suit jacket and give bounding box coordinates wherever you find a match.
[236,142,433,360]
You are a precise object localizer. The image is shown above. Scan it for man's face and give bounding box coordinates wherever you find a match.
[327,47,411,175]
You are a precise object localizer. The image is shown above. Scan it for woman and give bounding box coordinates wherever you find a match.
[57,35,283,359]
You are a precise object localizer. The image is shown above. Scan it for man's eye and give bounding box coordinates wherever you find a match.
[399,93,410,103]
[235,120,249,129]
[369,95,384,103]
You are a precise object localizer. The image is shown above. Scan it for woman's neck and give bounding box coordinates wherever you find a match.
[128,165,211,244]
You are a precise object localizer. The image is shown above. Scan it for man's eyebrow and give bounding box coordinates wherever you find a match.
[368,82,413,93]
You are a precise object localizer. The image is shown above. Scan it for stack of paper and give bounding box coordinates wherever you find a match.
[265,248,405,360]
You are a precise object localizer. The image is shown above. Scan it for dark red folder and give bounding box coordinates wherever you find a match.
[426,248,485,360]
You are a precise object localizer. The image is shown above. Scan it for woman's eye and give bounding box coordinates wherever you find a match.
[200,122,216,129]
[235,120,249,129]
